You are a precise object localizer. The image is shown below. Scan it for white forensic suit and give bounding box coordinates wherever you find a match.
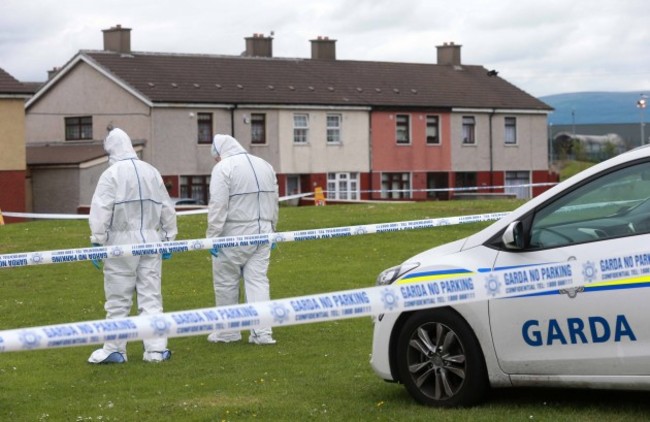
[207,134,279,344]
[88,128,178,363]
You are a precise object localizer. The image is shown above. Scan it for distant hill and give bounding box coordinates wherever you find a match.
[539,92,649,125]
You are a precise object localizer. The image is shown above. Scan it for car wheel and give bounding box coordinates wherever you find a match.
[395,308,488,407]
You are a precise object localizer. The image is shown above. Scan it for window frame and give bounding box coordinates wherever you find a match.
[426,115,440,145]
[504,116,517,145]
[326,113,342,144]
[381,172,412,199]
[251,113,266,145]
[65,116,93,141]
[180,175,211,205]
[197,113,213,144]
[455,172,477,189]
[395,114,411,145]
[462,116,476,145]
[326,172,359,200]
[293,113,309,144]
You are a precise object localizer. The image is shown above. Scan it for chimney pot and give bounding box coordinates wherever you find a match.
[310,36,337,60]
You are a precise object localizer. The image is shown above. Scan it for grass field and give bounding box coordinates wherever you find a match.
[1,200,650,421]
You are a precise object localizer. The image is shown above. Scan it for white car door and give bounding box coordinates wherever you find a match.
[489,159,650,376]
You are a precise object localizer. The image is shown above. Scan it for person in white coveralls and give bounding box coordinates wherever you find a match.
[87,127,178,364]
[206,134,279,345]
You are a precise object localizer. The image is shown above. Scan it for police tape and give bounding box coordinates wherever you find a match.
[0,247,644,353]
[0,211,510,269]
[327,181,558,195]
[0,182,552,221]
[0,193,314,220]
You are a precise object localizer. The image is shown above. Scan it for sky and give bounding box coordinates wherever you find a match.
[1,0,649,98]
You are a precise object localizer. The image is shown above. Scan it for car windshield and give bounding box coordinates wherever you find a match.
[529,161,650,249]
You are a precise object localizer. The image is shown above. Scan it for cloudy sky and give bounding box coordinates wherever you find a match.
[1,0,648,98]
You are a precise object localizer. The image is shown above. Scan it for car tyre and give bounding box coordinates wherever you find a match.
[395,308,488,407]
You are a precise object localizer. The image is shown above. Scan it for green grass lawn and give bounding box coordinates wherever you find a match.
[1,200,650,421]
[558,160,596,181]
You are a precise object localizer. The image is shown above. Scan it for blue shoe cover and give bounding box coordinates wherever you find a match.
[102,352,126,363]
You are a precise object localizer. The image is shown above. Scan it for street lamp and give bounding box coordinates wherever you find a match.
[548,122,554,166]
[637,94,647,146]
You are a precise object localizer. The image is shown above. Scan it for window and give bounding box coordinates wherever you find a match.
[293,114,309,144]
[427,172,449,200]
[326,114,342,144]
[426,115,440,144]
[396,115,410,144]
[381,173,411,199]
[251,113,266,144]
[286,175,301,195]
[65,116,92,140]
[505,170,530,199]
[180,175,210,205]
[462,116,476,145]
[505,117,517,144]
[529,162,650,249]
[197,113,213,144]
[327,172,359,200]
[455,172,477,189]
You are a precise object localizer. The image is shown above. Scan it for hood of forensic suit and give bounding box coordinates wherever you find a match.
[211,134,247,159]
[104,128,138,165]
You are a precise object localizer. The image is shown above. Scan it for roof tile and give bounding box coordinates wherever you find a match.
[84,51,550,110]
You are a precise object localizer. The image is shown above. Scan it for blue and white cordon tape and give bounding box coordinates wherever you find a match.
[1,246,647,353]
[0,212,509,269]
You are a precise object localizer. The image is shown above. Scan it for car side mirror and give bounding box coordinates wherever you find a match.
[502,221,525,250]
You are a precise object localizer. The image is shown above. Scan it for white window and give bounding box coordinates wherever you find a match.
[505,117,517,145]
[505,171,530,199]
[462,116,475,144]
[426,115,440,144]
[396,114,410,144]
[327,114,342,144]
[327,172,359,200]
[381,172,411,199]
[293,114,309,144]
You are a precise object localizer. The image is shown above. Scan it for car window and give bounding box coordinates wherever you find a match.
[529,161,650,249]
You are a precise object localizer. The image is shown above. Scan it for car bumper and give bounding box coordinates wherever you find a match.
[370,312,401,381]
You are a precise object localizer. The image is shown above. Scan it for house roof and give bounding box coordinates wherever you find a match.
[26,140,145,166]
[78,50,551,111]
[0,67,35,96]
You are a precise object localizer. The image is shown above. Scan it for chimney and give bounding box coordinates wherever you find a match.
[244,33,273,57]
[102,24,132,53]
[47,67,59,80]
[310,36,336,60]
[436,42,461,66]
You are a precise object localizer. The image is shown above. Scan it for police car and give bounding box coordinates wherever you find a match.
[371,144,650,407]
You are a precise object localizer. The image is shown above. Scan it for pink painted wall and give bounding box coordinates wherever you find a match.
[370,111,452,171]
